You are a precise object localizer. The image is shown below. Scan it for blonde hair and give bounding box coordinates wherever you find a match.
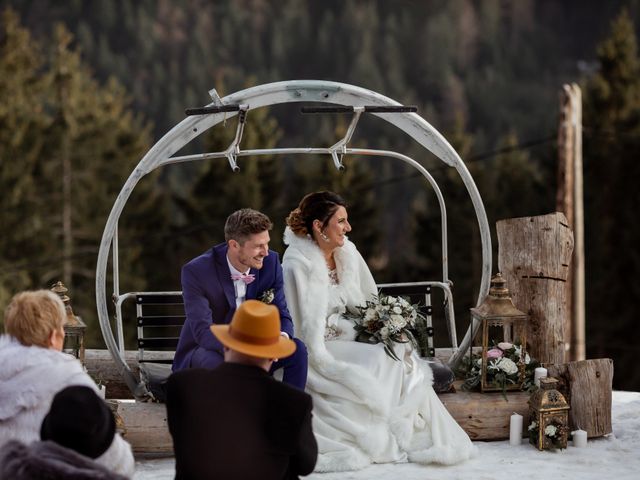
[4,290,66,347]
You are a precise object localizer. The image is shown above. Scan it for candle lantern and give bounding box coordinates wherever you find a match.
[469,273,529,392]
[528,377,570,450]
[51,281,87,364]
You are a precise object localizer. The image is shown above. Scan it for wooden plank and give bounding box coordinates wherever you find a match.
[497,213,574,365]
[88,348,464,399]
[548,358,613,437]
[107,384,530,453]
[85,349,173,399]
[439,384,530,441]
[108,400,173,454]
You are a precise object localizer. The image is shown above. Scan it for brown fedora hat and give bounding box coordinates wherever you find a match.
[210,300,296,359]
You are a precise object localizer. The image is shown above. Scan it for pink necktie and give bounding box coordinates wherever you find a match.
[230,273,255,285]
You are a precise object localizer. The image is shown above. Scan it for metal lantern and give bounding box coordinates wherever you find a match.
[528,377,570,450]
[470,273,528,392]
[51,281,87,363]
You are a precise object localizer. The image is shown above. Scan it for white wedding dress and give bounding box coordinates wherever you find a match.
[282,228,476,472]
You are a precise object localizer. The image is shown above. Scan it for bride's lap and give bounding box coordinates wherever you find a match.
[325,339,406,377]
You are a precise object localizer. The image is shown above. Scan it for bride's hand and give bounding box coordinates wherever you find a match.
[335,316,356,340]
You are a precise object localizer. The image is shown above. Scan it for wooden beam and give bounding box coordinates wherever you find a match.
[87,348,464,399]
[439,385,530,441]
[86,349,173,399]
[570,83,586,361]
[107,400,173,454]
[107,383,531,454]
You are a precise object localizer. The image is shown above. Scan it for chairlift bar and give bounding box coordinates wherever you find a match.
[301,105,418,114]
[184,104,244,116]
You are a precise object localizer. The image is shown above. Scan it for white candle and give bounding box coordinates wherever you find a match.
[572,429,588,448]
[534,367,548,387]
[509,413,523,445]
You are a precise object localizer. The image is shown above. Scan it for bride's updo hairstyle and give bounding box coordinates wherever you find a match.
[286,191,347,237]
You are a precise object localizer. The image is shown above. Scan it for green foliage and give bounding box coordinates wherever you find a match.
[583,9,640,391]
[0,9,158,346]
[2,1,639,390]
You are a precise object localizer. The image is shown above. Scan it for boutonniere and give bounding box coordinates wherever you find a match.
[260,288,275,304]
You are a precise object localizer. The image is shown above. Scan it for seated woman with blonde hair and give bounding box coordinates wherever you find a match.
[282,191,476,472]
[0,290,134,477]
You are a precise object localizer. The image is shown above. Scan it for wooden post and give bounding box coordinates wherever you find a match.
[556,84,585,362]
[496,213,574,365]
[548,359,613,437]
[570,84,586,361]
[557,86,575,358]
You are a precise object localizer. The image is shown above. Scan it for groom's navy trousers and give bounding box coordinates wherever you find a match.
[172,243,308,390]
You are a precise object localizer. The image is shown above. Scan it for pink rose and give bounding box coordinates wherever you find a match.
[486,348,504,359]
[498,342,513,351]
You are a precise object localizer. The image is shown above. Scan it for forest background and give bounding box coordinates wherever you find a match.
[1,0,639,391]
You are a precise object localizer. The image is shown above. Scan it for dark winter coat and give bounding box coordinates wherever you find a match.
[166,363,318,480]
[0,440,129,480]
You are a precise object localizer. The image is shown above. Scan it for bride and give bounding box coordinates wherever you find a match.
[282,191,476,472]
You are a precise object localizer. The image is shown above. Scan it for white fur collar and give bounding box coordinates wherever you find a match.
[282,228,387,415]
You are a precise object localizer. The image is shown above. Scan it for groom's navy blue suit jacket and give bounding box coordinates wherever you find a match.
[172,243,294,371]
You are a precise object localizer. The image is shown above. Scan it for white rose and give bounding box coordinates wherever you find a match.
[393,306,402,314]
[497,357,518,375]
[390,314,406,329]
[525,353,531,365]
[544,425,557,437]
[364,309,376,321]
[380,326,390,340]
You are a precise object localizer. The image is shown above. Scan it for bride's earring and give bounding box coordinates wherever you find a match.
[320,231,330,243]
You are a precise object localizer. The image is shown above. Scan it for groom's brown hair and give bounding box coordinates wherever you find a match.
[224,208,273,244]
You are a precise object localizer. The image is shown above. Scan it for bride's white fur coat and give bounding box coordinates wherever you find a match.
[282,227,476,472]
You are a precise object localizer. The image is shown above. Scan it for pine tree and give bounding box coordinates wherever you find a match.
[175,103,284,258]
[583,9,640,390]
[0,8,52,307]
[0,10,158,346]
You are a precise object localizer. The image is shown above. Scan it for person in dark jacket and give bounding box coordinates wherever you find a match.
[0,385,128,480]
[166,300,318,480]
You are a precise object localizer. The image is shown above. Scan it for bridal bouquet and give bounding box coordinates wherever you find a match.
[347,293,423,361]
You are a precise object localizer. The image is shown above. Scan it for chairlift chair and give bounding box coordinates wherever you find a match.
[95,80,492,400]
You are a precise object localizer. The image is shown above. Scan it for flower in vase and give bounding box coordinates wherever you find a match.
[497,357,518,375]
[487,348,504,359]
[544,425,558,437]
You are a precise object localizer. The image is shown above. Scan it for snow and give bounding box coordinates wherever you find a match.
[134,391,640,480]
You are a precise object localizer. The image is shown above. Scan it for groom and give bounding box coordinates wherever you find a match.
[172,208,308,390]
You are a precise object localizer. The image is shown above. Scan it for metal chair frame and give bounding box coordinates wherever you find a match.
[96,80,491,398]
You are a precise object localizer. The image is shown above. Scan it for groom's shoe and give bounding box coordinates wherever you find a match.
[428,358,455,393]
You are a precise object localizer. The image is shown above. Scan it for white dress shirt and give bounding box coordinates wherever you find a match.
[226,256,250,309]
[226,255,289,339]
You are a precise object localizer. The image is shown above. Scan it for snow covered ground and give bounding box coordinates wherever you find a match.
[134,391,640,480]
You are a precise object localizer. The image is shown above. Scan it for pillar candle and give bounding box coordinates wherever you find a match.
[572,429,588,448]
[509,413,523,445]
[534,367,548,386]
